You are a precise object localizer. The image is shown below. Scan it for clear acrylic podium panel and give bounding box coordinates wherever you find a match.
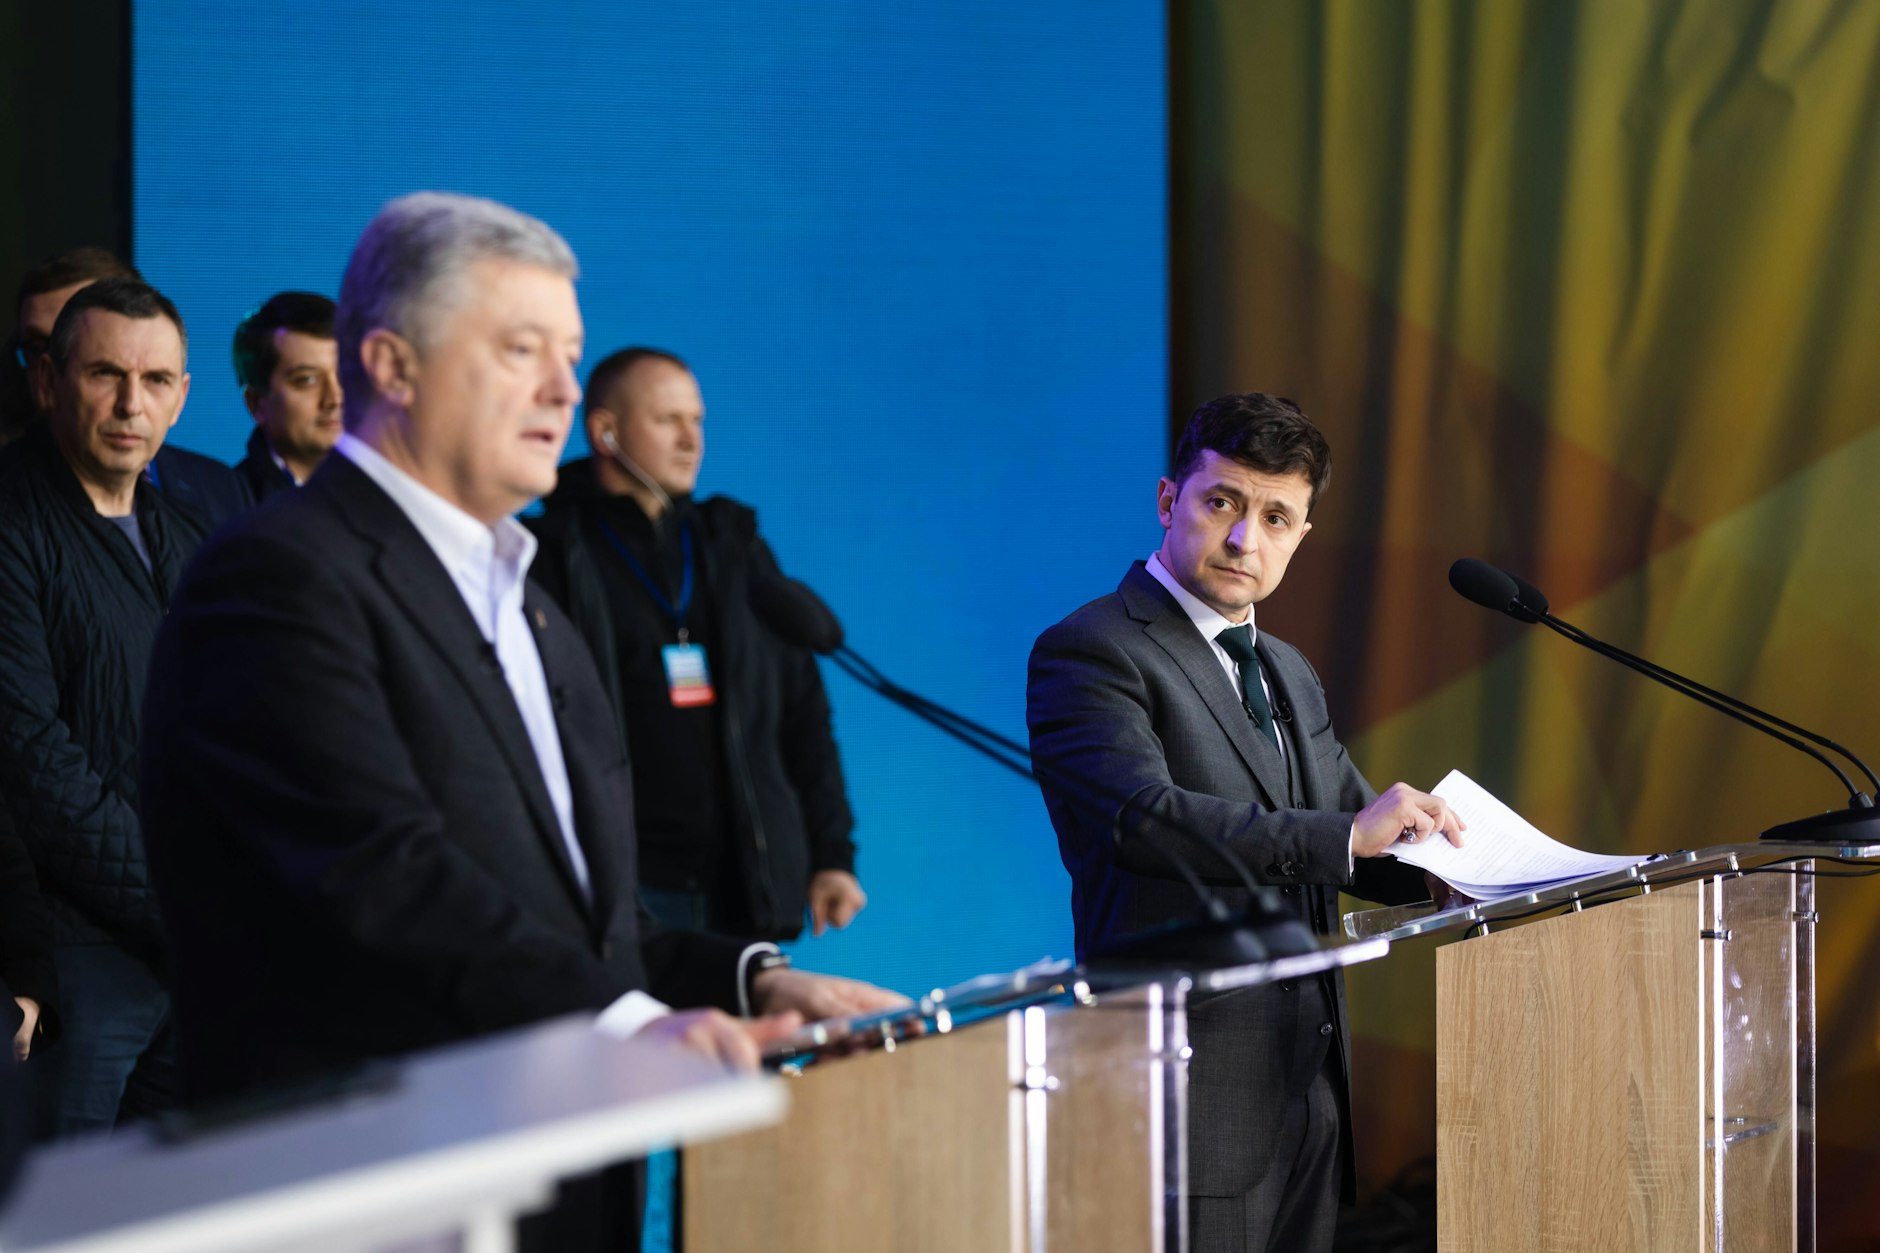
[686,940,1391,1253]
[684,974,1189,1253]
[1343,844,1857,1253]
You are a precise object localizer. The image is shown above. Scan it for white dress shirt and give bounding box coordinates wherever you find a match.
[1145,551,1357,868]
[335,435,698,1036]
[1145,552,1286,765]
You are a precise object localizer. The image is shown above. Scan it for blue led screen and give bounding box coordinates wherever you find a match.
[133,2,1166,994]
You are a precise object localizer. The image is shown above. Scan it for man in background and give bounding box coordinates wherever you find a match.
[229,291,342,500]
[0,277,208,1134]
[4,247,250,527]
[530,348,865,942]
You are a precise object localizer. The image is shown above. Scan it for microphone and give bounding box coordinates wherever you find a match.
[748,568,844,654]
[746,567,1325,966]
[1449,557,1880,843]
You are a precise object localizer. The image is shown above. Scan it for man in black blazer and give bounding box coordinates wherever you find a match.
[140,194,895,1245]
[1027,393,1463,1253]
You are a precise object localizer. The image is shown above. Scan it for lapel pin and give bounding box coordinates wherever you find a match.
[533,609,547,629]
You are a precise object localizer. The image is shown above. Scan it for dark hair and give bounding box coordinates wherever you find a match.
[1171,392,1332,510]
[584,346,690,419]
[46,277,188,368]
[232,291,337,391]
[16,247,142,310]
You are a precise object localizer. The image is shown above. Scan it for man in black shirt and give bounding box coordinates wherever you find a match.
[0,277,209,1134]
[530,349,864,942]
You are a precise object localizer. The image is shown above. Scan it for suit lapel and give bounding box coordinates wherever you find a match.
[1123,565,1290,810]
[529,583,618,933]
[320,458,594,917]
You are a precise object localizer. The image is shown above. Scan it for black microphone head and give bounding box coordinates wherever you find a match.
[748,568,845,654]
[1448,558,1525,618]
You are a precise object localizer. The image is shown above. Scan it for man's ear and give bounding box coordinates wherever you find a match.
[359,329,418,409]
[29,353,58,416]
[242,385,265,420]
[168,372,190,429]
[586,406,615,449]
[1155,476,1178,528]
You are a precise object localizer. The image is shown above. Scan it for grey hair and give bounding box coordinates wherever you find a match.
[335,192,578,428]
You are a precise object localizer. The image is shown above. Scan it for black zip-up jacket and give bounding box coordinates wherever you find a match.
[232,426,296,504]
[528,463,855,940]
[0,424,208,968]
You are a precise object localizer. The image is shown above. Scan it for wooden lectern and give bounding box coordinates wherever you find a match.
[686,941,1389,1253]
[1346,840,1879,1253]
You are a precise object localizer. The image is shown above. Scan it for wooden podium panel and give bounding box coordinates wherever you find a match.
[1436,871,1805,1252]
[1436,881,1706,1251]
[686,988,1179,1253]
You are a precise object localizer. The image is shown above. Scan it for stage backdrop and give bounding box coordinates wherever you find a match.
[1174,0,1880,1242]
[132,3,1166,995]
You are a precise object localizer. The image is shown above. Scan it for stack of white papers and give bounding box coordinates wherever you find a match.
[1387,769,1641,899]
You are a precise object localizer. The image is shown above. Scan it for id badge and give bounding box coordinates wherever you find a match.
[661,643,716,707]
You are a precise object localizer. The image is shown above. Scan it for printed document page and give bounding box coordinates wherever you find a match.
[1387,768,1640,897]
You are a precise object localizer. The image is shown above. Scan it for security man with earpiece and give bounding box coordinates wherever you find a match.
[528,348,866,943]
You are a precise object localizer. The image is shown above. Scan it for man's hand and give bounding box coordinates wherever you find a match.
[752,967,910,1022]
[807,870,867,936]
[1353,782,1467,858]
[634,1007,803,1073]
[12,997,39,1062]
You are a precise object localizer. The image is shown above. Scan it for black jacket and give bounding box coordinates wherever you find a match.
[146,442,254,530]
[141,453,746,1105]
[529,463,855,940]
[231,426,296,504]
[1,812,59,1044]
[0,425,209,967]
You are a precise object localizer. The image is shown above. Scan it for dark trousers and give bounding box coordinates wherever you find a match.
[35,944,175,1138]
[1188,1012,1345,1253]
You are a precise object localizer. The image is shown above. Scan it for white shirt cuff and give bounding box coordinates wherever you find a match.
[1347,821,1357,876]
[737,942,782,1018]
[593,989,673,1040]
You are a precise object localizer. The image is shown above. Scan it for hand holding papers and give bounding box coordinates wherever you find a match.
[1387,769,1640,899]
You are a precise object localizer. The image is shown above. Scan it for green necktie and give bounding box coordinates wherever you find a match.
[1215,624,1279,750]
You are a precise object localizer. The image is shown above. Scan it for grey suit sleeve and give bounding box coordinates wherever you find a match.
[1027,618,1356,890]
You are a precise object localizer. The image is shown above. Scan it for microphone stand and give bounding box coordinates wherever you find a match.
[1456,554,1880,845]
[822,642,1321,963]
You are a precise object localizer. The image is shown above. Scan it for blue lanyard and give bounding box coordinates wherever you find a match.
[597,517,696,641]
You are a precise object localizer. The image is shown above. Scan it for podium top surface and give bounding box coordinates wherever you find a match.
[1343,839,1880,942]
[0,1014,785,1253]
[764,937,1393,1069]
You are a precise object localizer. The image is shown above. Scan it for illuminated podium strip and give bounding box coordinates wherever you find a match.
[0,1014,786,1253]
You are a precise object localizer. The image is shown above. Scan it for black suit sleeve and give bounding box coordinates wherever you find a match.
[147,531,626,1033]
[0,812,58,1041]
[1028,617,1356,889]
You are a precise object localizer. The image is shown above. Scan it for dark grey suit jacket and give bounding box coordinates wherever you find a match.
[1027,561,1424,1198]
[141,453,746,1106]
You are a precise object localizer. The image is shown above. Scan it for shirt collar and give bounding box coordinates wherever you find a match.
[1145,551,1256,645]
[336,432,537,583]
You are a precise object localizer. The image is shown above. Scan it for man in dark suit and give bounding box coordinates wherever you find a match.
[1027,393,1463,1253]
[140,192,895,1246]
[228,291,342,501]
